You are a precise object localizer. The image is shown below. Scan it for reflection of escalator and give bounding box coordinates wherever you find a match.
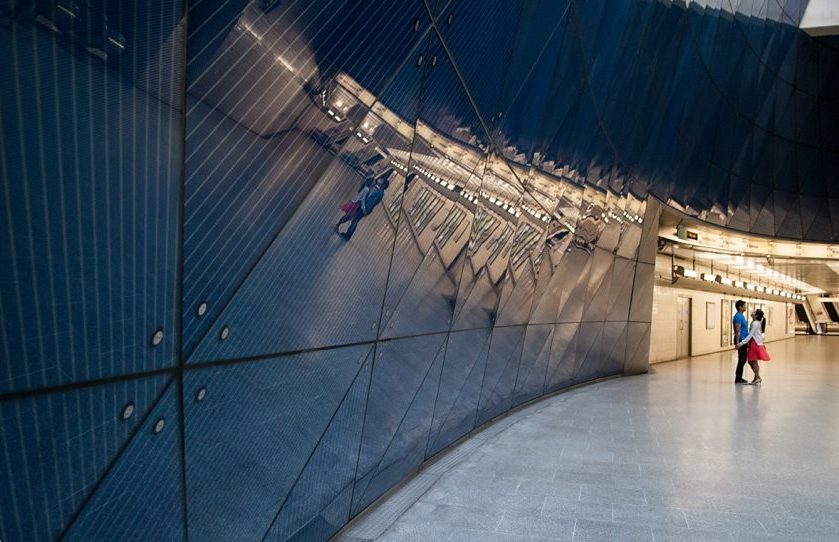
[823,301,839,323]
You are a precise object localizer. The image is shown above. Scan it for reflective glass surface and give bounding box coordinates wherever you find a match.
[2,0,836,540]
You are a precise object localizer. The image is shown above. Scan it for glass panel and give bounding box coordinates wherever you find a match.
[186,49,426,360]
[352,334,447,515]
[182,0,428,355]
[0,375,171,540]
[426,328,492,457]
[184,344,373,540]
[0,1,184,391]
[64,382,182,541]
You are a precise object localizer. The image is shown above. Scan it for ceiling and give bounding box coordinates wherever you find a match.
[659,207,839,294]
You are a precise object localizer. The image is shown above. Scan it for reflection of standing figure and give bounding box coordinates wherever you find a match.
[336,175,374,233]
[404,172,418,193]
[339,177,391,240]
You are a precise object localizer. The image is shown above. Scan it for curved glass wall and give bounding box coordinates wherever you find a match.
[1,0,836,540]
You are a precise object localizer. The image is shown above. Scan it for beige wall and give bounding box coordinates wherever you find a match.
[650,283,795,363]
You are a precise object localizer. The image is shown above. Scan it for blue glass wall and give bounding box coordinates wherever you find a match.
[1,0,836,540]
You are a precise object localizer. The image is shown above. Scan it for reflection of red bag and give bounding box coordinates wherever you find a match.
[340,201,359,214]
[746,340,771,361]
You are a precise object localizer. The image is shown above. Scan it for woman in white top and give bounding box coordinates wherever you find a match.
[735,308,771,385]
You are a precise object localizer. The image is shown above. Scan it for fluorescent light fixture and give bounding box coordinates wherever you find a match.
[701,273,718,282]
[733,280,745,288]
[720,277,732,286]
[674,266,698,279]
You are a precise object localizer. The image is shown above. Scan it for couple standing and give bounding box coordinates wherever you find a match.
[335,172,391,240]
[732,299,771,385]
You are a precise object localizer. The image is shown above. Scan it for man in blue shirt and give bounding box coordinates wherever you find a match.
[733,300,749,384]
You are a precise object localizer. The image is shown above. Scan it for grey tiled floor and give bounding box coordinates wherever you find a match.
[338,336,839,541]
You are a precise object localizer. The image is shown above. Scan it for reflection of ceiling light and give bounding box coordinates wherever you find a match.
[239,22,262,41]
[334,115,342,122]
[327,109,335,116]
[361,137,370,143]
[275,56,295,72]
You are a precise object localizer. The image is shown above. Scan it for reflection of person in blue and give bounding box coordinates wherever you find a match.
[338,173,392,240]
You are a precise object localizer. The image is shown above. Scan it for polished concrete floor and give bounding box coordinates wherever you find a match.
[339,336,839,541]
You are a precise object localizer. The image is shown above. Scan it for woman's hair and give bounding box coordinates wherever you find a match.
[754,308,766,332]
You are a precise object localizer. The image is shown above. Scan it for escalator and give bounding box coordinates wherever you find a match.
[795,303,809,323]
[794,303,813,334]
[823,301,839,323]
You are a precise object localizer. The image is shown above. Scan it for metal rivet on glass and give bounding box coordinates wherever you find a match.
[153,418,165,434]
[196,387,207,402]
[431,55,437,66]
[416,54,423,67]
[197,302,208,317]
[121,402,135,421]
[151,329,164,347]
[447,13,453,25]
[413,18,420,31]
[220,326,230,340]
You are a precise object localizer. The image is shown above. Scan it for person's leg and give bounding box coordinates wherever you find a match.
[336,213,353,231]
[736,346,748,382]
[343,210,364,239]
[748,360,761,384]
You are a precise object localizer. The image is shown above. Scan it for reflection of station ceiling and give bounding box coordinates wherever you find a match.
[325,73,646,228]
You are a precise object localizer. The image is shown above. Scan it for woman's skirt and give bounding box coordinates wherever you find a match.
[340,200,360,215]
[746,340,771,362]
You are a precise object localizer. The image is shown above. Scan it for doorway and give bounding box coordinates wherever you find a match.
[676,296,692,358]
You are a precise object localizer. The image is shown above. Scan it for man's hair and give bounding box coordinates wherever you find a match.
[735,300,746,310]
